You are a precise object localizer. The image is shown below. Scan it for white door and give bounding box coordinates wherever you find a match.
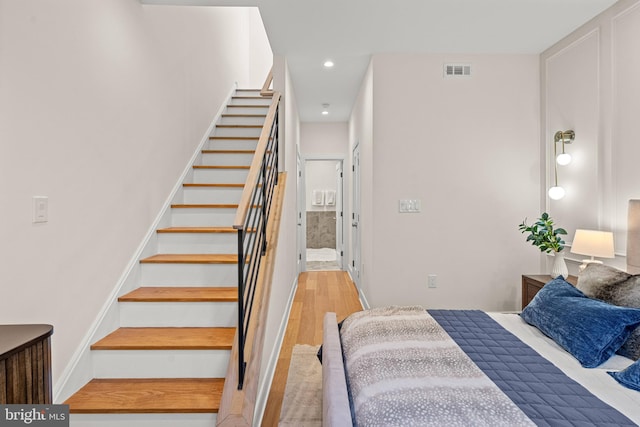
[351,143,361,285]
[296,151,306,273]
[335,162,344,269]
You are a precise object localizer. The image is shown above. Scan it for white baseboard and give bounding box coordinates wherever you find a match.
[53,83,238,403]
[253,275,299,425]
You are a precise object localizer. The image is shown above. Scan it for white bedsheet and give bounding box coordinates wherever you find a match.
[489,312,640,424]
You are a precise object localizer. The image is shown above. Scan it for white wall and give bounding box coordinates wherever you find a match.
[256,54,300,421]
[300,122,349,212]
[248,8,273,88]
[304,161,339,212]
[541,0,640,272]
[0,1,269,386]
[364,53,540,311]
[300,122,349,155]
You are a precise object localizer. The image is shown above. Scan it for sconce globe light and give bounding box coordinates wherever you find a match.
[548,186,566,200]
[556,152,572,166]
[549,130,575,200]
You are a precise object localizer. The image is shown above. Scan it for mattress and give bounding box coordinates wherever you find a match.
[430,310,640,425]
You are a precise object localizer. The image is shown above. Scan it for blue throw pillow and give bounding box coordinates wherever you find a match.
[609,359,640,391]
[521,278,640,368]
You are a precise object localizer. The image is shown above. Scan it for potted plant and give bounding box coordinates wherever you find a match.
[519,212,568,278]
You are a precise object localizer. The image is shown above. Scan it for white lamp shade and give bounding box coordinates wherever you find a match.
[548,186,565,200]
[570,229,615,259]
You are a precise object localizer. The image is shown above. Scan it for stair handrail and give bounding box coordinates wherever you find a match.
[233,90,280,390]
[260,69,274,97]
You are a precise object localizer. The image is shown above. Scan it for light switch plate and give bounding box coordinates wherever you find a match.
[399,199,421,213]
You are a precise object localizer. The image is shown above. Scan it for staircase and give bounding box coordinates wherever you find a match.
[64,89,273,427]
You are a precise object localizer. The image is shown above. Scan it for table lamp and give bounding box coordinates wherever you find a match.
[570,229,615,271]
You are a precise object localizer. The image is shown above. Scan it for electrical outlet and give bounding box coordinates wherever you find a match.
[428,274,437,288]
[33,196,48,223]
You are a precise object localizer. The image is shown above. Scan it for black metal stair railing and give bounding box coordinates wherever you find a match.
[233,92,280,390]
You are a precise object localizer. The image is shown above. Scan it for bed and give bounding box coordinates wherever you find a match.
[322,200,640,426]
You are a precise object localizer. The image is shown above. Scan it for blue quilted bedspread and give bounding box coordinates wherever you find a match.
[429,310,636,427]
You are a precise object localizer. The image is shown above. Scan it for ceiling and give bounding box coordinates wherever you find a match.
[145,0,618,121]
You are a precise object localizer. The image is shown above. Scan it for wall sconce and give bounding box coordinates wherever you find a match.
[570,229,615,271]
[548,130,575,200]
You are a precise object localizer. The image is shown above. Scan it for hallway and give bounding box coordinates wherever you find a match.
[261,271,362,426]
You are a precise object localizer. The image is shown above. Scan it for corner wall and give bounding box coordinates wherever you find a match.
[0,1,269,387]
[541,0,640,271]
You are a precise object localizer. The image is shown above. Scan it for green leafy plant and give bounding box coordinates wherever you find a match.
[518,212,567,253]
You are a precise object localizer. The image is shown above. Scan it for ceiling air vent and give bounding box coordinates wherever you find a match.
[444,63,472,78]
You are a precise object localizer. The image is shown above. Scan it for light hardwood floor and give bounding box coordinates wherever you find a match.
[261,270,362,426]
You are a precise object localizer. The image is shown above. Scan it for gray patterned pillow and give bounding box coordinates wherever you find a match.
[577,263,640,359]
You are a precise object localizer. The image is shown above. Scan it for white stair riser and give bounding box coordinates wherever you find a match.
[193,168,249,184]
[92,350,230,378]
[225,106,269,115]
[219,115,266,125]
[71,414,217,427]
[157,232,237,254]
[141,263,237,286]
[229,97,271,106]
[182,186,243,204]
[120,302,237,327]
[207,139,258,151]
[200,152,254,166]
[213,127,262,138]
[170,208,236,227]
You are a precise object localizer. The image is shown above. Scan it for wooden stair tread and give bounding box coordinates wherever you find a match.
[209,135,259,140]
[91,327,235,350]
[183,183,244,188]
[225,105,268,108]
[221,114,266,117]
[216,124,262,128]
[157,226,236,233]
[65,378,224,414]
[119,287,238,302]
[171,203,238,209]
[201,149,255,154]
[140,254,238,264]
[193,165,250,169]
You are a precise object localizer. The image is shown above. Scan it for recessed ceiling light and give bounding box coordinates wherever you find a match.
[322,103,330,115]
[323,60,334,68]
[322,110,329,115]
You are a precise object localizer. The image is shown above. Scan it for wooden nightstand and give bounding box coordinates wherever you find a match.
[521,274,578,310]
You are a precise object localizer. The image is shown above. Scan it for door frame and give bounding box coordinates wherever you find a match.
[297,154,346,272]
[296,149,305,274]
[350,142,361,287]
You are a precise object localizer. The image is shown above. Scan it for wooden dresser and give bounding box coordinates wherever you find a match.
[521,275,578,310]
[0,324,53,404]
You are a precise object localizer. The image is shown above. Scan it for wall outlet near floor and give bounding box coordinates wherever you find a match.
[33,196,48,223]
[428,274,437,288]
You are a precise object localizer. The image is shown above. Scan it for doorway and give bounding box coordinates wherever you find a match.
[298,157,345,271]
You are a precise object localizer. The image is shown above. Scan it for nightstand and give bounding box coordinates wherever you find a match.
[521,274,578,310]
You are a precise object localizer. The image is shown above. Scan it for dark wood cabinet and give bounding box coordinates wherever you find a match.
[0,324,53,404]
[521,275,578,310]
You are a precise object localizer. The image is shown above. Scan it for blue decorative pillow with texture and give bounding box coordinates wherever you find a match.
[609,359,640,391]
[521,278,640,368]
